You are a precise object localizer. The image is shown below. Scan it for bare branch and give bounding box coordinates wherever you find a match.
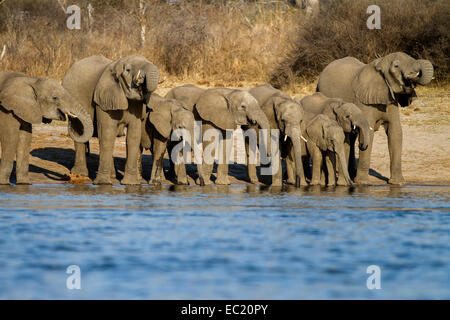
[0,0,9,6]
[0,45,6,61]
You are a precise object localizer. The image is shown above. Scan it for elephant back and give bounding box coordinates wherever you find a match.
[62,55,112,114]
[317,57,364,104]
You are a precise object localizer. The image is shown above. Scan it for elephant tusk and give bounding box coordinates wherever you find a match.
[301,135,307,143]
[135,69,141,82]
[183,139,186,149]
[353,125,356,130]
[284,135,288,142]
[369,126,373,131]
[415,71,420,78]
[67,111,77,118]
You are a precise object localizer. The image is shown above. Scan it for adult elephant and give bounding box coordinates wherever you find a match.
[258,95,307,187]
[141,93,205,186]
[62,54,159,185]
[165,84,205,112]
[300,92,371,184]
[194,88,271,185]
[317,52,433,185]
[0,72,93,184]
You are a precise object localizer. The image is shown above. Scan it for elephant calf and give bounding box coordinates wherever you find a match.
[299,92,371,184]
[141,94,203,186]
[300,114,352,186]
[0,72,93,185]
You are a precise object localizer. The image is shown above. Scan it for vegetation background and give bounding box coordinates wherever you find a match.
[0,0,448,91]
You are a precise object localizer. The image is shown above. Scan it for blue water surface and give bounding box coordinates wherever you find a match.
[0,184,449,299]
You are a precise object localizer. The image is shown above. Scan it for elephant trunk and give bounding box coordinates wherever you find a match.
[354,116,370,151]
[336,146,352,186]
[250,109,271,157]
[144,63,160,94]
[286,125,304,187]
[61,94,94,143]
[189,124,205,186]
[415,60,434,86]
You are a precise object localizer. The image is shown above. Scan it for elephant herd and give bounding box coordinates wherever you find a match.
[0,52,434,187]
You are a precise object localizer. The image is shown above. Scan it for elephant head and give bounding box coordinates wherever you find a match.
[269,96,305,187]
[94,55,159,110]
[0,74,93,143]
[329,101,370,151]
[306,115,352,186]
[354,52,434,107]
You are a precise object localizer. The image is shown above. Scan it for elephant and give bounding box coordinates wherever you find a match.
[249,83,291,107]
[258,94,307,187]
[140,93,204,186]
[301,114,352,186]
[0,72,93,185]
[193,88,271,185]
[317,52,434,185]
[299,92,371,184]
[165,84,205,112]
[62,54,159,185]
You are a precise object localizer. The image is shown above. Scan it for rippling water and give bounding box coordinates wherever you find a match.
[0,184,449,299]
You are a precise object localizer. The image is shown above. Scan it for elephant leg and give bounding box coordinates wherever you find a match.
[215,133,230,185]
[200,123,215,185]
[149,139,166,185]
[94,109,116,185]
[354,124,375,185]
[285,145,296,185]
[137,145,145,182]
[386,107,405,185]
[71,142,89,177]
[325,153,336,186]
[337,134,352,185]
[310,145,322,186]
[272,151,283,187]
[15,122,32,185]
[121,118,141,185]
[0,113,19,185]
[245,138,258,184]
[174,152,188,185]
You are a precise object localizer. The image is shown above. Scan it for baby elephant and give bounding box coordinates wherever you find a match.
[0,72,93,185]
[301,114,352,186]
[141,94,204,186]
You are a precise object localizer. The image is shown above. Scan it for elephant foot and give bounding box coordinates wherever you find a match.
[196,177,211,186]
[354,175,370,185]
[247,175,259,184]
[16,176,31,185]
[310,179,321,186]
[71,165,89,177]
[336,177,348,186]
[271,182,282,187]
[93,174,112,185]
[215,176,230,185]
[121,173,141,185]
[0,178,10,185]
[389,176,406,186]
[176,178,189,186]
[149,179,162,186]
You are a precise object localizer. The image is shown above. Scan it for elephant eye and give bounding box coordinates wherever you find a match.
[52,96,58,101]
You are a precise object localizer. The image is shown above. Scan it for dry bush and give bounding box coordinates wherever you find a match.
[0,0,447,88]
[270,0,450,89]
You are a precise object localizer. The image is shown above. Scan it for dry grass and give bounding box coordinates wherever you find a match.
[0,0,448,89]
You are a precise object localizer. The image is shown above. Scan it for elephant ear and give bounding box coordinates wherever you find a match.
[93,61,128,111]
[306,115,327,151]
[271,96,288,122]
[149,107,171,139]
[352,61,393,105]
[196,92,235,130]
[0,76,42,124]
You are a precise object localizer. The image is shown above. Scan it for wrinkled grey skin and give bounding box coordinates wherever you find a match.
[302,114,352,186]
[249,83,291,107]
[259,95,307,187]
[165,84,205,112]
[62,54,159,185]
[0,72,93,185]
[141,93,204,186]
[194,88,271,185]
[300,92,371,185]
[317,52,433,185]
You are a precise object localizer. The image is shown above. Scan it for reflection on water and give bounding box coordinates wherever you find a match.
[0,184,449,299]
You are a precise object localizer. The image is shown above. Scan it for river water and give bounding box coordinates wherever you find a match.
[0,184,449,299]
